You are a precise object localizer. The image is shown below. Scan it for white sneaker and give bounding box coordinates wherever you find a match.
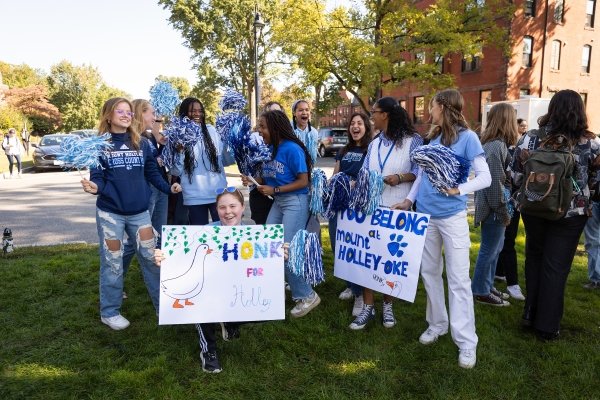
[507,285,525,301]
[419,328,447,345]
[101,314,130,330]
[338,287,353,300]
[352,295,364,317]
[458,348,477,369]
[290,292,321,318]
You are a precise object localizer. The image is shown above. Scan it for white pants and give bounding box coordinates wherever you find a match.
[420,211,478,350]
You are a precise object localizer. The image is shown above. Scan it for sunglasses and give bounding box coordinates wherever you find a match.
[215,186,238,195]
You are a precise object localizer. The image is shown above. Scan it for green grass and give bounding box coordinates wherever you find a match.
[1,223,599,400]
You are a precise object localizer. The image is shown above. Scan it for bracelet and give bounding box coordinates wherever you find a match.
[396,174,402,184]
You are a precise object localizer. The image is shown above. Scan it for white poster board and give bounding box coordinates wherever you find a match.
[333,208,430,303]
[159,224,285,325]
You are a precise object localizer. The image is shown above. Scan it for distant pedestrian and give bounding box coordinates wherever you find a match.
[2,128,22,178]
[21,128,30,155]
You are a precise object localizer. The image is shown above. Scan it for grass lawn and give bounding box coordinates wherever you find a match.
[1,223,599,399]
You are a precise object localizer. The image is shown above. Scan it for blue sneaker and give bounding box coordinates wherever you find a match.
[349,304,375,330]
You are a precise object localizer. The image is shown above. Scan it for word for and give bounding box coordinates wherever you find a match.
[222,241,283,262]
[246,267,264,277]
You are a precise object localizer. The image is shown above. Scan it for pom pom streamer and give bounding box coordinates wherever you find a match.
[350,169,384,215]
[161,117,205,170]
[294,128,318,164]
[288,229,325,286]
[149,80,180,117]
[218,89,247,112]
[410,145,471,193]
[309,168,328,215]
[57,134,113,173]
[323,172,352,220]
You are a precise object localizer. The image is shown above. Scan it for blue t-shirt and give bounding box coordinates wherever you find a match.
[262,140,309,195]
[416,128,484,218]
[336,146,366,179]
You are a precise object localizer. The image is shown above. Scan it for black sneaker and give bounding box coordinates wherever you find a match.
[475,293,510,307]
[200,351,222,373]
[349,305,375,330]
[491,287,510,300]
[220,322,240,342]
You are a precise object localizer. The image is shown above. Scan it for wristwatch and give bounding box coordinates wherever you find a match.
[274,186,281,194]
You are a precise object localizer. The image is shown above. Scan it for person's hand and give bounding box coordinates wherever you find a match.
[383,174,401,186]
[81,178,98,194]
[240,175,250,187]
[171,183,182,193]
[154,248,165,266]
[258,185,275,196]
[157,156,164,167]
[283,242,290,261]
[391,199,413,210]
[443,187,460,196]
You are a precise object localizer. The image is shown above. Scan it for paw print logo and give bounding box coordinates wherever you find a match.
[387,233,408,257]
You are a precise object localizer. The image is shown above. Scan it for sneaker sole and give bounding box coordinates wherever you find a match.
[100,318,130,330]
[476,300,510,307]
[383,321,396,328]
[290,295,321,318]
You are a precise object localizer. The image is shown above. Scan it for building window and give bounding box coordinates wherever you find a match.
[415,52,426,64]
[479,90,492,122]
[580,93,588,107]
[524,0,535,16]
[462,55,481,72]
[550,40,561,70]
[554,0,564,23]
[587,0,596,28]
[523,36,533,67]
[582,45,592,73]
[520,88,531,97]
[434,53,444,73]
[413,96,425,124]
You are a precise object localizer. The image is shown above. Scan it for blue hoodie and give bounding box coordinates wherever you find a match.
[90,133,171,215]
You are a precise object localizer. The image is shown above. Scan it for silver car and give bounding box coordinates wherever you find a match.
[31,134,71,171]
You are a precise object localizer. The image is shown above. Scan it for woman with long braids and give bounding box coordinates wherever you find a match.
[406,89,490,369]
[171,97,229,225]
[291,99,318,163]
[243,110,320,318]
[349,97,422,331]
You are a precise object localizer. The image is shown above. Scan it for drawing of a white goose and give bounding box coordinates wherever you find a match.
[161,243,213,308]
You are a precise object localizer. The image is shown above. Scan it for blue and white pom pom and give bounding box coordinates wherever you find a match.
[218,89,247,112]
[309,168,328,215]
[57,133,113,170]
[350,168,384,215]
[149,80,180,117]
[410,144,471,193]
[288,230,325,286]
[160,116,204,170]
[323,172,352,220]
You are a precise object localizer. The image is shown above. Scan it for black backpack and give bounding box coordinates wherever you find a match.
[517,131,576,220]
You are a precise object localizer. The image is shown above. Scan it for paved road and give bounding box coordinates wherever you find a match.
[0,157,336,248]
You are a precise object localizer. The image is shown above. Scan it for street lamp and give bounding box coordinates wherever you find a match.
[253,9,265,123]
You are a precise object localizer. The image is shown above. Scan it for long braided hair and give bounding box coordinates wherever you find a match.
[374,97,417,146]
[178,97,220,183]
[262,110,313,181]
[291,99,313,132]
[426,89,469,147]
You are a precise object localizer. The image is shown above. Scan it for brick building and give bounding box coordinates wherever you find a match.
[391,0,600,132]
[320,0,600,133]
[318,90,362,128]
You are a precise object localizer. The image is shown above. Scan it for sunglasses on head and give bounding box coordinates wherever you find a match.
[215,186,238,195]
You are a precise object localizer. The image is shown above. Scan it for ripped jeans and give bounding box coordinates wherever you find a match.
[96,208,160,318]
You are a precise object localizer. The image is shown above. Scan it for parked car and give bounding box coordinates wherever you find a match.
[70,129,98,138]
[31,134,71,171]
[317,127,348,157]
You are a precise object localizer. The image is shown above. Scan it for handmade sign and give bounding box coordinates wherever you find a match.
[333,208,430,303]
[159,224,285,325]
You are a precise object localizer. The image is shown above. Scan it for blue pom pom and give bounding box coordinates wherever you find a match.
[323,172,352,219]
[288,230,308,277]
[349,169,384,215]
[57,133,113,170]
[294,126,318,163]
[288,229,324,286]
[309,168,328,215]
[218,89,247,111]
[149,80,180,117]
[161,117,205,170]
[410,145,471,193]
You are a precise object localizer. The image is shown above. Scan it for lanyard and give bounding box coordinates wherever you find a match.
[377,138,396,172]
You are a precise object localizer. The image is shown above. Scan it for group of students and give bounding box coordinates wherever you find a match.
[80,87,598,374]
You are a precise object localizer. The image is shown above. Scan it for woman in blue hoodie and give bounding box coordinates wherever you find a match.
[81,97,181,331]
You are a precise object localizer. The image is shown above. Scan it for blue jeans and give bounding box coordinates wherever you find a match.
[6,154,21,174]
[96,208,160,318]
[329,212,362,296]
[584,201,600,283]
[267,193,314,300]
[472,215,506,296]
[123,184,169,274]
[188,203,219,225]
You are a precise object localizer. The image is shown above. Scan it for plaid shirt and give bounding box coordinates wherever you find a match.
[474,139,511,226]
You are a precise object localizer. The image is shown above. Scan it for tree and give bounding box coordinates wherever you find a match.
[5,86,61,133]
[155,75,191,98]
[0,105,25,132]
[0,61,47,89]
[274,0,513,112]
[158,0,279,116]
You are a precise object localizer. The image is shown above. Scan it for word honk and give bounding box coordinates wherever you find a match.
[221,241,283,262]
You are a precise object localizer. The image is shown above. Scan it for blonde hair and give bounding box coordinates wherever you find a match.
[98,97,141,151]
[480,103,519,146]
[131,99,152,136]
[426,89,469,146]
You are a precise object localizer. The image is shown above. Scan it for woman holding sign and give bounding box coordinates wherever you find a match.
[400,89,491,369]
[242,110,320,318]
[348,97,422,330]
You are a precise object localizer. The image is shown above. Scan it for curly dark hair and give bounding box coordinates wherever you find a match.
[374,97,417,146]
[178,97,220,183]
[538,89,592,140]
